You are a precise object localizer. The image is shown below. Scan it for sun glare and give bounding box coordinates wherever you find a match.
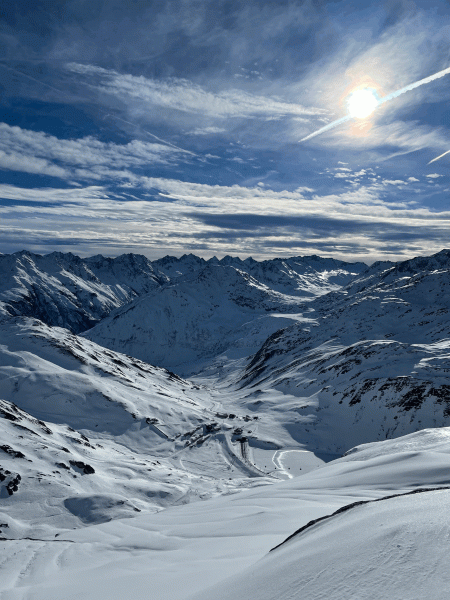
[347,88,379,119]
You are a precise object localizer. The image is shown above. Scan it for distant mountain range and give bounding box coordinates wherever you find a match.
[0,250,368,334]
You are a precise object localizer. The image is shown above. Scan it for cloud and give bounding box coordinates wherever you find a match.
[0,184,114,204]
[66,63,326,120]
[0,150,70,179]
[1,176,442,223]
[333,168,372,180]
[310,119,450,159]
[426,173,443,179]
[2,177,450,261]
[381,179,407,186]
[0,123,189,181]
[189,127,227,135]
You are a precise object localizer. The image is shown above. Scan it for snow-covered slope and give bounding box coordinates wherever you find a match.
[2,248,450,600]
[2,426,450,600]
[0,316,288,535]
[0,251,167,333]
[233,249,450,454]
[192,428,450,600]
[193,487,450,600]
[83,263,309,371]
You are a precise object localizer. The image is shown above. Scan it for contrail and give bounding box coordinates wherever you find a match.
[428,149,450,165]
[300,65,450,143]
[0,61,75,98]
[104,114,198,156]
[299,115,352,142]
[379,65,450,104]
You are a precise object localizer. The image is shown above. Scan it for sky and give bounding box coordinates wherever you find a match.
[1,0,450,263]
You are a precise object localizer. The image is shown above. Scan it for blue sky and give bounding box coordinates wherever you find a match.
[1,0,450,262]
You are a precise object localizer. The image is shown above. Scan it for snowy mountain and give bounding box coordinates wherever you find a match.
[2,248,450,599]
[83,263,311,371]
[152,253,209,278]
[154,252,368,295]
[0,250,367,338]
[0,251,168,333]
[0,316,284,535]
[236,249,450,454]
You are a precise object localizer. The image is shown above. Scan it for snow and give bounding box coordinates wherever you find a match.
[1,248,450,599]
[192,488,450,600]
[2,429,450,599]
[0,251,167,333]
[82,263,312,371]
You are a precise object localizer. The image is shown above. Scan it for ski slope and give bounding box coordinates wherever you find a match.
[2,428,450,599]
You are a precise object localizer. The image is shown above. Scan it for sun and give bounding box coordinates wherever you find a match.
[347,88,379,119]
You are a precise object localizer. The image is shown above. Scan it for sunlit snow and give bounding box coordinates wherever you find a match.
[1,249,450,599]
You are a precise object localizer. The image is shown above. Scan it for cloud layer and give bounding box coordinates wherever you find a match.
[1,0,450,262]
[2,173,449,262]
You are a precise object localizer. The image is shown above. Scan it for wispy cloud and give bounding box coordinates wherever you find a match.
[189,127,227,136]
[2,178,450,261]
[312,120,450,160]
[66,63,326,120]
[0,123,189,181]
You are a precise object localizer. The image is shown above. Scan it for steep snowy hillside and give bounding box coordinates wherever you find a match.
[0,251,167,333]
[0,316,292,535]
[233,249,450,454]
[83,263,310,371]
